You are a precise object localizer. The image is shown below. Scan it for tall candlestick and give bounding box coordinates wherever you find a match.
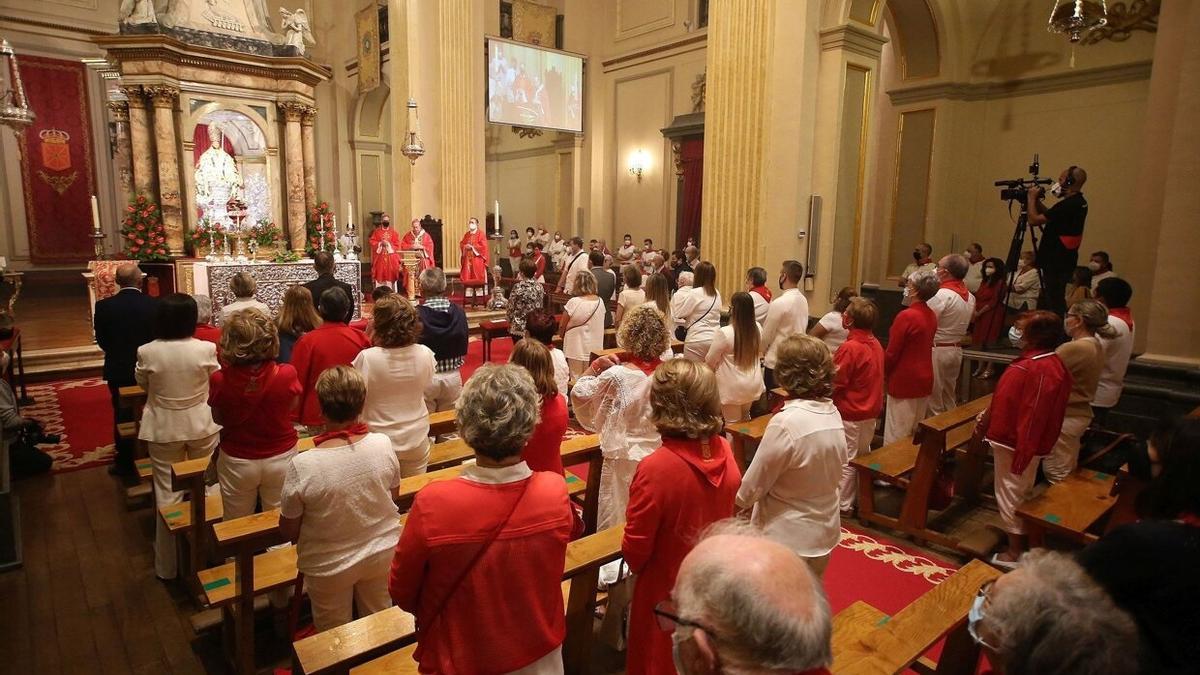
[90,195,101,234]
[348,201,354,233]
[331,215,337,251]
[494,200,500,236]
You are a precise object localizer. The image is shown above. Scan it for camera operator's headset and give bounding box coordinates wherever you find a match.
[1063,166,1077,189]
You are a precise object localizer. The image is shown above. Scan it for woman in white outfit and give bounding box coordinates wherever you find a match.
[279,366,401,632]
[352,295,435,477]
[571,304,669,582]
[1045,299,1113,482]
[614,265,646,328]
[735,334,848,578]
[558,270,605,377]
[135,293,221,580]
[672,260,722,361]
[705,291,764,423]
[809,286,855,353]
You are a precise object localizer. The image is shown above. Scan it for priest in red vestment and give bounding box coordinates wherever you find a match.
[400,218,435,295]
[459,217,489,303]
[369,213,402,291]
[623,359,741,675]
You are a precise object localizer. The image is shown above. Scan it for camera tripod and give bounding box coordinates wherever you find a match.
[982,198,1046,349]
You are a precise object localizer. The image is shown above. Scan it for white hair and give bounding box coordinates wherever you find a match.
[192,294,213,324]
[678,271,695,287]
[910,268,940,300]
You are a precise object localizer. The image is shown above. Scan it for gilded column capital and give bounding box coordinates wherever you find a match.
[300,105,317,127]
[278,101,307,123]
[120,85,145,104]
[144,85,180,109]
[107,100,130,123]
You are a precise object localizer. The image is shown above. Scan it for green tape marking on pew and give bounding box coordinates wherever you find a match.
[1043,513,1062,524]
[875,616,891,627]
[565,474,580,484]
[1093,471,1110,480]
[203,577,231,591]
[869,463,882,471]
[164,510,183,520]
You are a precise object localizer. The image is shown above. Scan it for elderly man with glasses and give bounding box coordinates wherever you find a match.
[660,520,833,675]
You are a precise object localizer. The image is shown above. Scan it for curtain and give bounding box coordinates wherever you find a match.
[192,124,237,167]
[679,137,704,247]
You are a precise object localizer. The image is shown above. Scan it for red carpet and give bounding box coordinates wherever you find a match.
[827,525,957,615]
[21,377,114,473]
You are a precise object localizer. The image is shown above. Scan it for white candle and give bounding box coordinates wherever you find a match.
[90,195,101,234]
[494,200,500,235]
[331,215,337,250]
[347,201,354,232]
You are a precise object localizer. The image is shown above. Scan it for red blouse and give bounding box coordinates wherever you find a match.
[833,328,885,421]
[290,322,372,426]
[982,350,1072,473]
[521,394,568,475]
[208,362,301,459]
[884,300,936,399]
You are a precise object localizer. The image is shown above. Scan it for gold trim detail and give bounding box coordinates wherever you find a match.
[885,107,937,276]
[846,63,872,298]
[1081,0,1160,44]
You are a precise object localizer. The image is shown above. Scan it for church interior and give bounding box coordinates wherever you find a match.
[0,0,1198,673]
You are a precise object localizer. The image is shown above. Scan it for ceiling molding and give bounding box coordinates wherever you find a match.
[888,60,1152,105]
[819,23,889,59]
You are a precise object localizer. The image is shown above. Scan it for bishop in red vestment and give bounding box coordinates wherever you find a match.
[459,217,489,293]
[400,218,436,294]
[369,214,402,288]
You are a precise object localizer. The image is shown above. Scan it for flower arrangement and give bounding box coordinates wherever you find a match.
[188,218,225,256]
[248,219,281,248]
[273,249,302,263]
[121,195,169,261]
[305,200,337,257]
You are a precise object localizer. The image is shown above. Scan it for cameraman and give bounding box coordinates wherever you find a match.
[1027,166,1088,316]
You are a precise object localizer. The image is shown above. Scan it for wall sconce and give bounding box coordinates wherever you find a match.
[628,149,649,182]
[400,98,425,164]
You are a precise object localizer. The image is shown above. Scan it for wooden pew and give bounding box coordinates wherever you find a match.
[725,413,773,472]
[1016,469,1117,547]
[344,526,626,675]
[852,395,992,551]
[201,436,602,674]
[586,339,685,364]
[833,559,1001,674]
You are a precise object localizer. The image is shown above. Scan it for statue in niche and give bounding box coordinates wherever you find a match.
[195,122,243,226]
[203,0,245,32]
[280,8,315,55]
[119,0,157,24]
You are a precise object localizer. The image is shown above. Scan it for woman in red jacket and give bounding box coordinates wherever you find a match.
[623,359,742,675]
[974,310,1072,568]
[509,338,568,475]
[390,364,575,674]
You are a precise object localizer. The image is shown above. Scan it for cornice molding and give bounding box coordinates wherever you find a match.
[819,23,889,59]
[600,31,707,73]
[94,33,331,87]
[888,60,1153,105]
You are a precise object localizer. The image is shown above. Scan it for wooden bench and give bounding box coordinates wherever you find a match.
[343,526,626,675]
[586,338,685,364]
[725,413,773,472]
[1016,469,1117,547]
[203,436,602,674]
[852,395,991,551]
[832,559,1001,674]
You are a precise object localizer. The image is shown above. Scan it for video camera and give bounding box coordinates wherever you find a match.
[995,154,1053,202]
[17,419,61,447]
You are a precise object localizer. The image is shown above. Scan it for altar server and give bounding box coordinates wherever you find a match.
[459,217,489,303]
[369,213,401,292]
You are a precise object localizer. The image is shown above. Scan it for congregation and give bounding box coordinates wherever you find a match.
[78,203,1197,674]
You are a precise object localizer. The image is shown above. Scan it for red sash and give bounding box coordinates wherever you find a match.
[628,357,662,376]
[313,422,370,447]
[750,285,773,302]
[940,279,969,301]
[1109,306,1134,331]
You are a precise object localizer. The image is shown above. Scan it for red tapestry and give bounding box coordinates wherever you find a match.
[17,55,98,264]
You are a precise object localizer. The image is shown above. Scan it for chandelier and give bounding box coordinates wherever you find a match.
[400,98,425,164]
[0,39,35,133]
[1048,0,1109,43]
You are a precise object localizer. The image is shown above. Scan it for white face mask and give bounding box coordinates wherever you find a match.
[1009,325,1025,349]
[1050,181,1064,198]
[1087,261,1101,272]
[468,222,478,232]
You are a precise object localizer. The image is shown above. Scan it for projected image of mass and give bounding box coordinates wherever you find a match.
[488,40,583,133]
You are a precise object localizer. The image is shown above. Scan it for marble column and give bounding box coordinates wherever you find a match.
[122,85,156,200]
[106,100,135,205]
[437,0,484,264]
[279,102,307,253]
[145,85,183,255]
[300,106,318,217]
[700,0,775,295]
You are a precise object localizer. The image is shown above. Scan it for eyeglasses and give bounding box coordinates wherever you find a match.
[654,600,715,635]
[967,580,999,651]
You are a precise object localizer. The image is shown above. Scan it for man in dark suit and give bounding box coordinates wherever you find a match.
[93,263,158,477]
[589,250,617,329]
[302,251,354,322]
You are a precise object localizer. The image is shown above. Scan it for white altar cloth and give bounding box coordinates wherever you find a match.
[194,260,362,324]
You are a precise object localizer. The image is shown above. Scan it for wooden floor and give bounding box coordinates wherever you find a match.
[0,467,227,675]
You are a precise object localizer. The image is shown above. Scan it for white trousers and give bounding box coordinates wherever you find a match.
[394,436,430,478]
[991,442,1042,535]
[149,433,220,579]
[839,418,877,512]
[424,370,463,415]
[567,358,588,378]
[928,345,963,417]
[1044,414,1090,484]
[884,395,928,445]
[305,548,394,632]
[217,449,296,522]
[598,456,641,587]
[683,339,713,363]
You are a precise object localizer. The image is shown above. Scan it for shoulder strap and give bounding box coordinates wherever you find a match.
[419,477,532,635]
[565,298,602,334]
[686,294,719,334]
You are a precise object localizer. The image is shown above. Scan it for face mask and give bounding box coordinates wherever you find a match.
[963,250,972,258]
[1009,325,1025,348]
[913,249,921,261]
[1050,181,1064,198]
[983,266,994,276]
[967,592,986,643]
[842,314,852,330]
[1064,318,1074,333]
[904,285,914,299]
[468,222,477,232]
[1087,261,1101,272]
[778,276,786,290]
[671,630,694,675]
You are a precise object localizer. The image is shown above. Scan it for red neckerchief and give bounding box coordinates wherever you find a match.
[312,422,370,447]
[1109,307,1134,331]
[1178,513,1200,528]
[940,278,969,301]
[750,285,773,302]
[917,257,933,266]
[628,357,661,375]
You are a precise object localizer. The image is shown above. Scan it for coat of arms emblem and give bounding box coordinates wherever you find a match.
[39,128,71,171]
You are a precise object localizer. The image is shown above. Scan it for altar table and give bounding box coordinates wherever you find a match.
[191,260,362,324]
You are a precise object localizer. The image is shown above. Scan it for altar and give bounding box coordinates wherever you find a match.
[186,259,362,324]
